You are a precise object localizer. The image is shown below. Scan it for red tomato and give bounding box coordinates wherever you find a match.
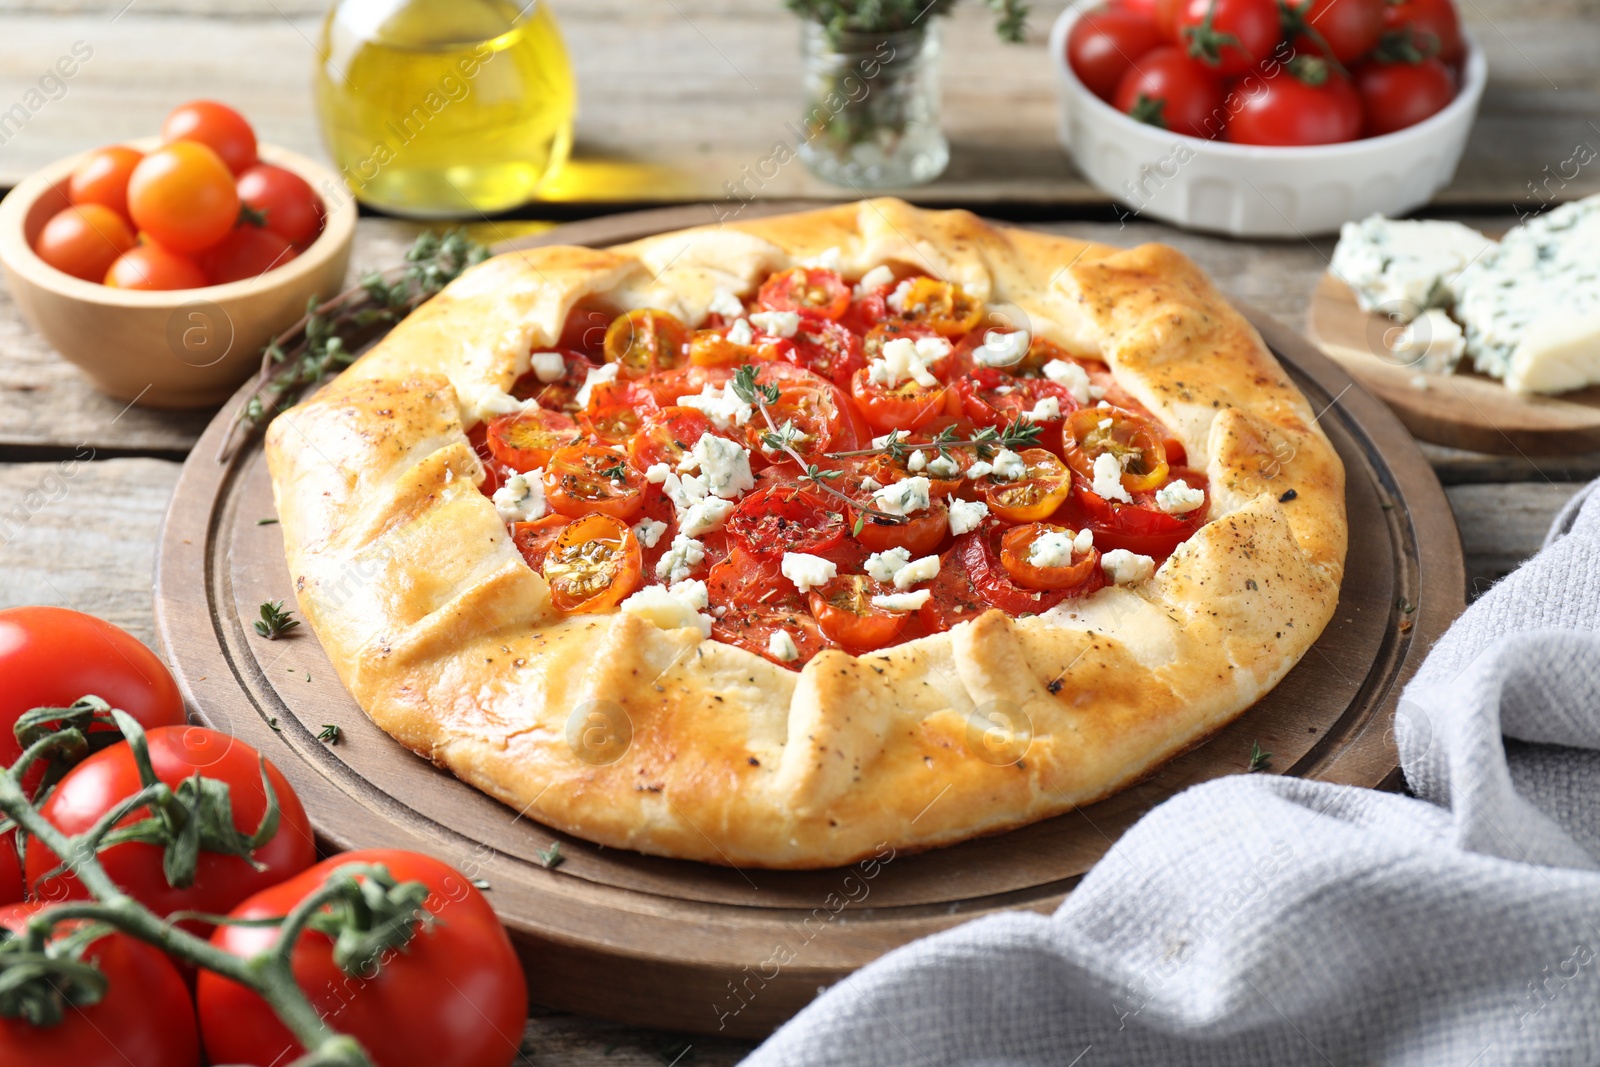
[707,549,829,666]
[747,364,862,460]
[486,407,581,472]
[0,831,20,904]
[1354,56,1456,137]
[196,849,526,1067]
[511,514,569,573]
[984,449,1076,524]
[200,225,297,284]
[854,502,949,557]
[603,308,691,378]
[1227,56,1362,146]
[999,523,1104,593]
[1068,7,1167,100]
[516,351,597,411]
[1282,0,1385,64]
[127,141,240,254]
[726,487,846,560]
[67,145,143,221]
[1067,467,1210,557]
[542,513,643,612]
[104,244,207,290]
[558,305,614,357]
[236,163,323,247]
[1169,0,1283,77]
[0,902,201,1067]
[543,444,645,521]
[627,406,712,471]
[1382,0,1465,65]
[757,267,851,320]
[161,99,258,174]
[27,726,315,921]
[916,557,988,634]
[1112,46,1227,139]
[0,607,187,791]
[849,368,953,435]
[32,204,136,282]
[784,313,865,385]
[808,576,909,652]
[953,529,1070,616]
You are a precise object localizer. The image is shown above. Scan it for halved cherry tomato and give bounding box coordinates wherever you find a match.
[560,304,616,357]
[854,500,948,557]
[750,365,859,460]
[628,406,713,471]
[542,513,642,612]
[635,364,735,409]
[726,486,846,561]
[849,368,953,435]
[707,549,829,666]
[1064,407,1169,493]
[894,277,984,337]
[784,313,864,386]
[580,376,661,418]
[512,350,594,411]
[511,514,569,572]
[581,402,652,446]
[955,529,1070,615]
[544,444,646,521]
[917,557,987,633]
[757,267,850,320]
[956,368,1079,453]
[861,319,948,365]
[1000,523,1102,592]
[984,449,1073,523]
[686,327,789,368]
[486,407,580,472]
[603,308,691,378]
[840,284,893,335]
[808,575,908,652]
[1067,467,1209,558]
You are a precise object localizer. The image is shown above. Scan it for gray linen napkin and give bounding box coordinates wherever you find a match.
[746,479,1600,1066]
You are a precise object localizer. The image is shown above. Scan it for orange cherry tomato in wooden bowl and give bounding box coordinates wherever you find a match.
[34,204,136,282]
[67,145,144,221]
[127,141,240,254]
[541,513,642,612]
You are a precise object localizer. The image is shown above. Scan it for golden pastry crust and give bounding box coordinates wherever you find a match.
[265,200,1346,868]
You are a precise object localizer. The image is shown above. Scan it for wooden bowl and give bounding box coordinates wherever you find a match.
[0,139,355,410]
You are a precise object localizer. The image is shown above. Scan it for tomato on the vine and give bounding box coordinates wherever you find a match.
[1067,7,1167,100]
[485,407,581,472]
[541,513,642,612]
[1354,56,1456,137]
[196,849,526,1067]
[1227,56,1362,146]
[757,267,851,320]
[0,902,201,1067]
[808,576,909,652]
[1113,46,1226,140]
[1168,0,1283,78]
[27,726,315,921]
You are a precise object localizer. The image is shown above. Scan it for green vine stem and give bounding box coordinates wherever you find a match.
[0,701,437,1067]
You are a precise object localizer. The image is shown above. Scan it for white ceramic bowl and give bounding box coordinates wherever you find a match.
[1048,4,1486,237]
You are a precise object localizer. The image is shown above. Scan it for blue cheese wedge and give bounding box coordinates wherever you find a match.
[1330,215,1493,321]
[1389,308,1466,376]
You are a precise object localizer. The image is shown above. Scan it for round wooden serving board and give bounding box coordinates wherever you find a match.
[1307,271,1600,456]
[155,205,1464,1039]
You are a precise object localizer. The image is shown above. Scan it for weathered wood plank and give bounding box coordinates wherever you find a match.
[1445,481,1584,597]
[0,0,1593,205]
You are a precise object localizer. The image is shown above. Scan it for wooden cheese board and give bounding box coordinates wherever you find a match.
[1307,271,1600,456]
[154,205,1464,1039]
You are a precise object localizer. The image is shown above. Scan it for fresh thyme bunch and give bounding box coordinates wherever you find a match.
[786,0,1029,43]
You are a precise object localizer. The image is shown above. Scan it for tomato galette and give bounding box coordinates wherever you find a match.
[265,200,1346,868]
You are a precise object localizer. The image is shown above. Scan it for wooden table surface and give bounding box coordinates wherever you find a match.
[2,0,1598,1061]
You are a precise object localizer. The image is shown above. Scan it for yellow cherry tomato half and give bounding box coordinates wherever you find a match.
[541,513,642,613]
[603,309,691,378]
[984,449,1072,523]
[1064,408,1169,494]
[895,277,983,337]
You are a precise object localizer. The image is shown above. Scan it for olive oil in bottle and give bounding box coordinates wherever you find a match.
[314,0,575,217]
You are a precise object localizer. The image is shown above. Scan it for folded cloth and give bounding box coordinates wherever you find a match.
[746,479,1600,1067]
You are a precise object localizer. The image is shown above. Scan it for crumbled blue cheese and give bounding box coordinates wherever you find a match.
[768,629,800,662]
[619,585,712,636]
[1389,308,1466,376]
[886,280,914,312]
[990,450,1026,483]
[805,246,843,271]
[726,318,754,346]
[893,554,939,590]
[871,477,932,516]
[948,499,989,535]
[661,471,709,512]
[1154,480,1206,515]
[872,431,902,449]
[676,382,754,430]
[749,310,800,338]
[1041,359,1093,405]
[871,589,931,612]
[926,454,960,478]
[668,577,709,610]
[633,518,668,549]
[1329,215,1494,321]
[1028,529,1078,569]
[492,472,546,522]
[460,383,532,426]
[573,362,619,408]
[965,461,993,481]
[781,552,836,593]
[864,547,913,583]
[707,288,745,319]
[859,475,882,492]
[1073,528,1094,553]
[855,265,894,295]
[868,336,950,388]
[677,434,754,499]
[529,351,567,383]
[680,497,736,537]
[1023,396,1061,423]
[1092,453,1133,503]
[645,463,672,484]
[907,449,927,472]
[1101,549,1156,585]
[973,329,1030,367]
[655,534,707,584]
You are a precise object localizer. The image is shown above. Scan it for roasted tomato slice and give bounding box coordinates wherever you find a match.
[999,523,1103,592]
[808,575,909,652]
[894,277,983,337]
[957,367,1079,436]
[955,529,1069,616]
[782,313,864,386]
[917,557,987,634]
[636,364,736,408]
[544,444,646,521]
[558,304,615,358]
[849,368,953,435]
[725,486,846,561]
[707,549,829,667]
[1064,407,1170,494]
[514,351,595,412]
[580,401,652,446]
[861,319,948,365]
[984,448,1073,523]
[627,406,713,471]
[511,514,569,572]
[485,407,581,473]
[1067,467,1210,558]
[853,500,949,557]
[542,513,643,613]
[757,267,851,320]
[687,327,791,368]
[749,365,860,460]
[603,308,691,378]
